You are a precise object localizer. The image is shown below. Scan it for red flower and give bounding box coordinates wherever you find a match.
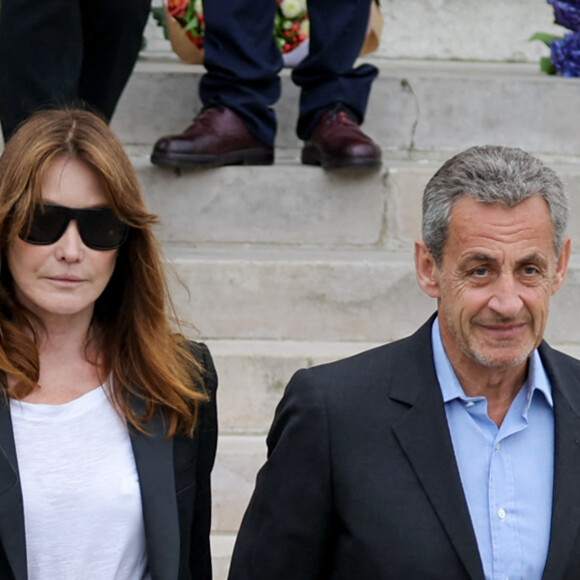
[168,0,189,18]
[186,30,205,49]
[159,0,309,57]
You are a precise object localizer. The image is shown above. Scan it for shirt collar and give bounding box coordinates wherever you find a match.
[431,316,553,409]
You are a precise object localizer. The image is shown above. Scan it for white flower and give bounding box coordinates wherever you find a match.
[194,0,203,13]
[280,0,306,19]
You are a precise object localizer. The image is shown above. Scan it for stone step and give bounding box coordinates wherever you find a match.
[144,0,561,63]
[168,246,580,343]
[206,339,382,433]
[169,247,432,342]
[212,434,266,535]
[114,58,580,155]
[211,533,236,580]
[135,153,580,248]
[373,0,560,63]
[0,146,577,252]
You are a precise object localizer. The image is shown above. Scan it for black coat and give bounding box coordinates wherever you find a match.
[229,317,580,580]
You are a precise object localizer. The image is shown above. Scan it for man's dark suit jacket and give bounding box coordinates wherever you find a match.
[0,342,218,580]
[229,317,580,580]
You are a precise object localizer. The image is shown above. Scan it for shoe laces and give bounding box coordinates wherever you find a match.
[192,104,226,128]
[327,104,358,127]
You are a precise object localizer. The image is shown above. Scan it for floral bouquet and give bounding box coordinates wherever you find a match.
[153,0,383,67]
[154,0,308,65]
[531,0,580,76]
[275,0,309,57]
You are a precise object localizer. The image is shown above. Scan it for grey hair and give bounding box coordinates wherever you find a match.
[422,145,569,265]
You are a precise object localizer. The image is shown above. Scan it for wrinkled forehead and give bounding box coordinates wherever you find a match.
[445,195,556,256]
[448,194,553,231]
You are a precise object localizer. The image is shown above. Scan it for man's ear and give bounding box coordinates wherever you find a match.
[415,240,441,298]
[552,236,572,296]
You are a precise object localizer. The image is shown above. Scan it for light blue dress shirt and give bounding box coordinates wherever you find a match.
[431,317,554,580]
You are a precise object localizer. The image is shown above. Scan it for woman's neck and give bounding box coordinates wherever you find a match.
[17,318,106,405]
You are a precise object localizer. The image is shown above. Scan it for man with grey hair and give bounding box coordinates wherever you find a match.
[229,145,580,580]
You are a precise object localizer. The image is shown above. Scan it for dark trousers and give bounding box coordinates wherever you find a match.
[200,0,378,146]
[0,0,151,141]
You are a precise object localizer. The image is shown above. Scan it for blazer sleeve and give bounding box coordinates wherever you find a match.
[189,342,219,579]
[228,368,335,580]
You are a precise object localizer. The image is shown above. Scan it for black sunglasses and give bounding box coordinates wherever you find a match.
[19,203,130,251]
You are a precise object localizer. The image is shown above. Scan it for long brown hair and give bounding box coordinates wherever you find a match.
[0,109,208,436]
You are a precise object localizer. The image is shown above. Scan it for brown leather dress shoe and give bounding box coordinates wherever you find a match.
[301,105,382,170]
[151,106,274,168]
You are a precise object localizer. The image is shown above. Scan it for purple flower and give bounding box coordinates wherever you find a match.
[548,0,580,32]
[551,31,580,76]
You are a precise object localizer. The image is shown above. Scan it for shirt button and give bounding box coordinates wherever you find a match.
[498,508,506,519]
[495,443,501,451]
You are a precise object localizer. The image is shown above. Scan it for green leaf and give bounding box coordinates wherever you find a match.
[540,56,557,75]
[529,32,562,47]
[184,16,200,32]
[185,1,199,21]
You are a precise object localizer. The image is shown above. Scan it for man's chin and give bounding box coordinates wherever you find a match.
[469,347,533,370]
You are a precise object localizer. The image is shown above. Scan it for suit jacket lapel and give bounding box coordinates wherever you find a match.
[0,400,27,580]
[539,343,580,580]
[390,318,485,580]
[130,399,180,580]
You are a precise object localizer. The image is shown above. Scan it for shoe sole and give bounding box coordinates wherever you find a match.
[151,148,274,169]
[301,146,382,171]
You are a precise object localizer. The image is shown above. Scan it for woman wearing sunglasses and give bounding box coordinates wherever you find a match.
[0,108,217,580]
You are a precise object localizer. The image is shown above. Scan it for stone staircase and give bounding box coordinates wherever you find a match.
[4,1,580,577]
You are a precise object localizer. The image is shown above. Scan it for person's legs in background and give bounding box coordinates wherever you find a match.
[150,0,382,170]
[151,0,280,168]
[295,0,381,170]
[78,0,152,123]
[200,0,282,147]
[0,0,83,141]
[0,0,150,142]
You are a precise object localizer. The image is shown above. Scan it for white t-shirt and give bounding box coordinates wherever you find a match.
[10,385,151,580]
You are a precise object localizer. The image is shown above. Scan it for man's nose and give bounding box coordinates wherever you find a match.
[488,273,523,318]
[487,274,524,318]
